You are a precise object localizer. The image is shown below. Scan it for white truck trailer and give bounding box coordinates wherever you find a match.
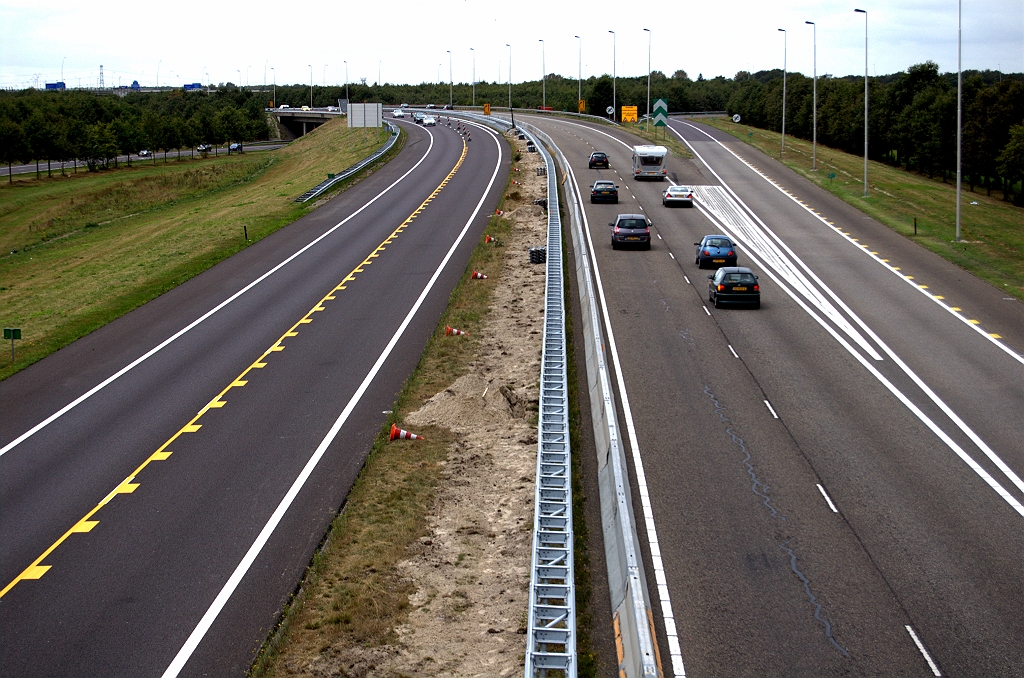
[631,144,668,179]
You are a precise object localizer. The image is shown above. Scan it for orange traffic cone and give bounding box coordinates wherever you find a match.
[445,325,468,336]
[471,270,488,279]
[485,234,496,242]
[390,423,424,441]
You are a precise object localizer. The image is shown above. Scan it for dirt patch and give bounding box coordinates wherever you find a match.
[368,134,550,677]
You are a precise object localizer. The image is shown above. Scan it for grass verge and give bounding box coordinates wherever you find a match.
[250,144,516,676]
[697,117,1024,301]
[0,121,400,380]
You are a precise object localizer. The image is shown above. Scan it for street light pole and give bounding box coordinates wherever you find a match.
[539,39,546,108]
[806,21,817,170]
[507,43,515,128]
[271,67,275,107]
[448,50,453,107]
[344,61,349,107]
[309,64,313,108]
[956,0,962,241]
[237,70,241,89]
[855,8,869,197]
[157,59,161,88]
[575,36,582,109]
[264,60,267,89]
[61,56,65,85]
[470,48,475,106]
[644,28,651,131]
[323,64,327,87]
[778,28,786,154]
[609,30,616,121]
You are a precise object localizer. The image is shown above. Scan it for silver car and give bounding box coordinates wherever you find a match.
[662,185,694,207]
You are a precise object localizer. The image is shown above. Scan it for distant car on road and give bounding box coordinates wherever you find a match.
[588,151,609,169]
[694,235,737,268]
[197,144,212,153]
[228,142,242,154]
[423,116,437,126]
[610,214,651,250]
[326,105,338,111]
[413,112,425,124]
[662,185,694,207]
[393,109,406,118]
[590,180,618,203]
[279,104,290,109]
[301,105,311,111]
[426,103,437,109]
[708,267,760,308]
[443,104,453,110]
[139,149,152,157]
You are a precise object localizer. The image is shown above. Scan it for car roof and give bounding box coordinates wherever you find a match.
[594,179,615,184]
[616,214,646,220]
[590,151,607,156]
[702,234,732,240]
[716,266,754,274]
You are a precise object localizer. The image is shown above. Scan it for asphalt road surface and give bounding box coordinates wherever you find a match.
[0,118,506,676]
[524,114,1024,677]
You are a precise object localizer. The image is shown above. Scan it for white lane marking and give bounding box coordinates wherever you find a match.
[657,234,663,240]
[0,127,439,460]
[696,203,1024,517]
[669,252,675,259]
[671,121,1024,513]
[684,275,690,284]
[160,125,504,677]
[764,400,779,419]
[703,306,711,316]
[564,160,686,677]
[816,484,839,513]
[905,625,943,676]
[728,345,738,359]
[677,120,1023,367]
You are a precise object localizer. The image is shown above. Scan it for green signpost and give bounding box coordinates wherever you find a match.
[653,98,668,127]
[4,327,21,362]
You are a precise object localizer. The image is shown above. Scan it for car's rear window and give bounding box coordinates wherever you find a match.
[595,182,615,189]
[705,238,731,248]
[592,153,606,159]
[617,219,646,229]
[724,273,756,284]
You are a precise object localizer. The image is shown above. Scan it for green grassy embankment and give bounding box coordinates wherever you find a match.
[698,117,1024,300]
[0,120,396,380]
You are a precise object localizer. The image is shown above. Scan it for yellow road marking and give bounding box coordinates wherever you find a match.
[969,319,980,324]
[0,135,472,600]
[951,307,962,311]
[990,333,1002,338]
[934,296,944,300]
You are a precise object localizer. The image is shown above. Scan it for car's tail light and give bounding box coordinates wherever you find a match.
[703,250,710,256]
[645,226,650,234]
[614,226,620,233]
[728,251,734,256]
[662,169,667,174]
[753,284,760,291]
[717,284,725,291]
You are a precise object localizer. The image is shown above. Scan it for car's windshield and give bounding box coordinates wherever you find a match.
[617,219,646,229]
[639,156,663,167]
[724,273,756,284]
[704,238,731,248]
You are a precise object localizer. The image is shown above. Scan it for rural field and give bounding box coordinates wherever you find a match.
[0,120,393,380]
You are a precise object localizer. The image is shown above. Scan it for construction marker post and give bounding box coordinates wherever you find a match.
[4,327,21,362]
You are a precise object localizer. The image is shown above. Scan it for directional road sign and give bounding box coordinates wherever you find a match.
[653,98,669,127]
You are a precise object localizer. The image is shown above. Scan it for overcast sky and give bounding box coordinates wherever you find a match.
[1,0,1021,90]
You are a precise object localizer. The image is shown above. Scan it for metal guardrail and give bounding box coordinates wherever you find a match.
[293,121,400,203]
[523,120,661,678]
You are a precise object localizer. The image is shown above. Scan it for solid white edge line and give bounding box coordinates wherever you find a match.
[905,625,943,676]
[0,126,438,460]
[764,400,779,419]
[728,345,739,359]
[563,158,686,676]
[693,200,1024,518]
[816,483,839,513]
[160,125,503,678]
[674,120,1024,512]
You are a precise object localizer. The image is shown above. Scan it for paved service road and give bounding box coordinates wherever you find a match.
[0,119,506,676]
[523,114,1023,677]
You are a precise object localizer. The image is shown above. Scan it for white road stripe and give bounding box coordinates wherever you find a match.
[905,625,943,676]
[160,123,504,677]
[816,484,839,513]
[1,126,439,459]
[764,400,779,418]
[728,345,739,358]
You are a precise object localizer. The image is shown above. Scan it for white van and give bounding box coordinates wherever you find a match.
[631,145,668,179]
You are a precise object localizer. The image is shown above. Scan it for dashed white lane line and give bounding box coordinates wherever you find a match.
[764,400,779,419]
[905,625,943,676]
[728,344,739,358]
[684,275,690,284]
[669,252,675,259]
[703,306,711,316]
[816,484,839,513]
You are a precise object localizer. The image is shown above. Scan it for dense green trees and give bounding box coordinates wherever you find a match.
[0,86,270,176]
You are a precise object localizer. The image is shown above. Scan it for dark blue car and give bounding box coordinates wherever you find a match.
[694,234,738,268]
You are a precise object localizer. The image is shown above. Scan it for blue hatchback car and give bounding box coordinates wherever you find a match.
[694,234,738,268]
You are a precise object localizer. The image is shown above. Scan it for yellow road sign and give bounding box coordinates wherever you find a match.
[578,99,586,113]
[621,106,638,123]
[483,103,491,115]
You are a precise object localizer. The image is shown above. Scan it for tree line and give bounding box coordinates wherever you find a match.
[0,87,270,180]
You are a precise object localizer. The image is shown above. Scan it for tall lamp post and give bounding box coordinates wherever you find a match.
[157,59,162,88]
[308,64,313,108]
[470,47,476,106]
[237,70,241,89]
[575,35,582,110]
[855,8,869,197]
[539,39,546,108]
[271,67,275,107]
[448,50,453,107]
[955,0,962,241]
[778,28,787,154]
[609,30,616,122]
[323,64,328,87]
[344,61,349,108]
[806,21,817,170]
[506,43,515,128]
[644,28,651,131]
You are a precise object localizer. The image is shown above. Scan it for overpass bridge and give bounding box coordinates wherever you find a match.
[269,107,344,138]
